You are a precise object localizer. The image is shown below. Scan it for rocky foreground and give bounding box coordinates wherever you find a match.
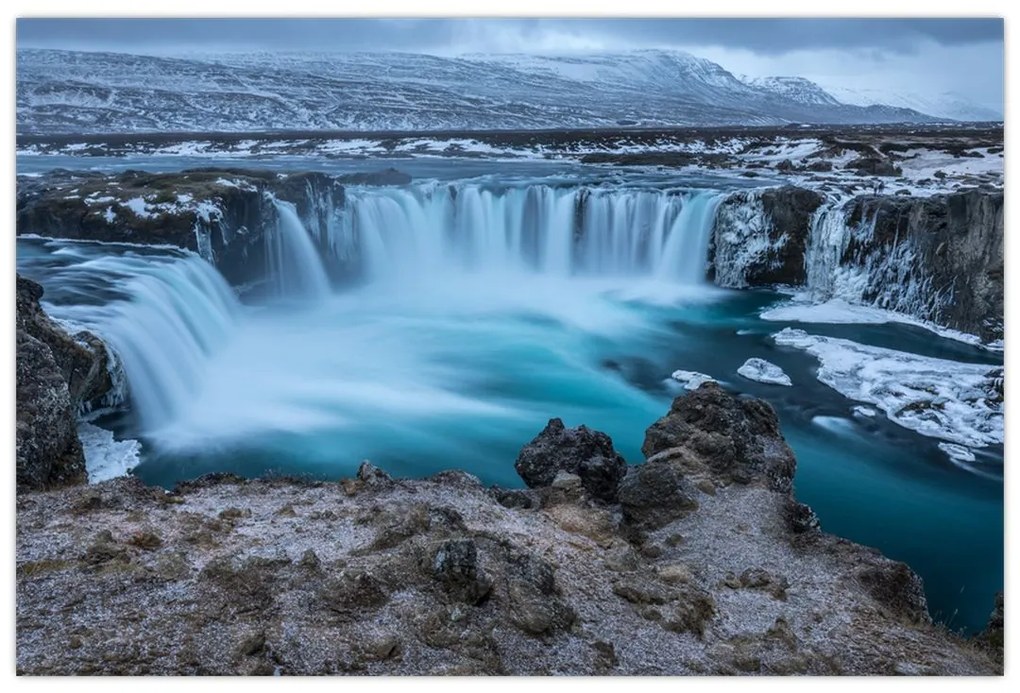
[16,383,1003,675]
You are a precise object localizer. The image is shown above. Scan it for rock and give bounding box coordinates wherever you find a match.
[661,586,717,636]
[847,156,901,176]
[319,568,389,614]
[126,531,163,550]
[783,499,821,534]
[736,358,792,386]
[842,190,1003,341]
[83,530,128,565]
[977,592,1004,659]
[857,561,930,624]
[711,185,824,287]
[613,576,673,605]
[805,160,833,172]
[617,459,698,529]
[361,634,402,661]
[490,488,535,510]
[506,552,576,636]
[514,418,627,502]
[429,539,492,605]
[642,382,797,492]
[356,461,392,487]
[550,471,582,491]
[738,568,790,599]
[16,274,115,492]
[775,159,795,172]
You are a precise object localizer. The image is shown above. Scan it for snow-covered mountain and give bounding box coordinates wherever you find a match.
[822,85,1002,123]
[738,75,842,107]
[17,48,944,135]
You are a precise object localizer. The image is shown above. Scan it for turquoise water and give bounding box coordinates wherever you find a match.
[19,236,1002,634]
[15,156,1003,635]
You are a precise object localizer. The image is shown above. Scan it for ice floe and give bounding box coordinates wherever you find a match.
[773,327,1002,448]
[737,357,792,386]
[79,423,141,483]
[670,370,716,390]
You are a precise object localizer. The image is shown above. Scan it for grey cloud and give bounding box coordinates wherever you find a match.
[16,18,1003,55]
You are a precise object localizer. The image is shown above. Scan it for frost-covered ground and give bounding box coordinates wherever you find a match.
[18,126,1001,198]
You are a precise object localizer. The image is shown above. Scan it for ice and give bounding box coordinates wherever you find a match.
[773,327,1002,448]
[939,442,976,464]
[852,405,877,418]
[670,370,716,390]
[761,296,993,349]
[78,423,141,483]
[737,358,792,386]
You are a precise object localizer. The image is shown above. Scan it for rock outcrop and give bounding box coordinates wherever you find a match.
[15,275,113,492]
[840,189,1004,341]
[15,384,1001,675]
[710,185,824,287]
[514,418,628,501]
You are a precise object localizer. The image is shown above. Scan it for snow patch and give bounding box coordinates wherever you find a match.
[123,197,153,218]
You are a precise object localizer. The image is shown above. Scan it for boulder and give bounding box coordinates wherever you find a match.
[429,538,492,605]
[642,382,797,492]
[617,460,699,529]
[515,418,627,502]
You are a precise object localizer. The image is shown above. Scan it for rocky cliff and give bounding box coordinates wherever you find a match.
[711,185,1003,342]
[710,186,824,287]
[15,383,1001,675]
[838,190,1004,341]
[16,275,114,491]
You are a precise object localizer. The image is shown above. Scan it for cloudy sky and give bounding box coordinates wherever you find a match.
[17,18,1004,111]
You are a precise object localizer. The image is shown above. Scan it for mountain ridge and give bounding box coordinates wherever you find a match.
[17,48,958,135]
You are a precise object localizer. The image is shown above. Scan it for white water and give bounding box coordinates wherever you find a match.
[268,199,332,299]
[26,184,726,449]
[42,251,242,432]
[322,184,726,284]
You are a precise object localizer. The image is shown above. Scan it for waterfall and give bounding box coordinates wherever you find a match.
[33,249,243,432]
[328,184,724,284]
[267,198,332,299]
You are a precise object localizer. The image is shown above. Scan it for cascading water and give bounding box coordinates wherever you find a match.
[325,184,725,285]
[267,198,333,299]
[21,243,243,432]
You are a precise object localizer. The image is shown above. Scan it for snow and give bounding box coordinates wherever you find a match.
[16,48,948,135]
[760,296,994,349]
[670,370,716,390]
[78,422,141,483]
[894,148,1003,182]
[123,197,153,218]
[102,207,116,223]
[737,358,792,386]
[772,327,1002,449]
